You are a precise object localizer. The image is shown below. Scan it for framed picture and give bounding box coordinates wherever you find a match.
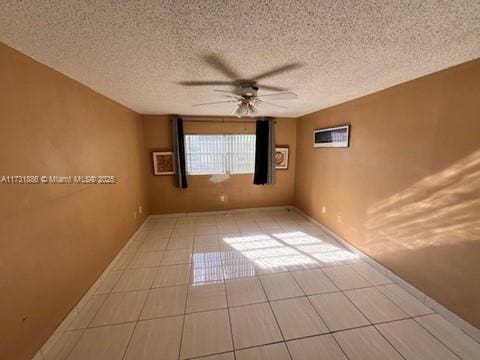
[152,152,175,175]
[275,146,289,170]
[313,125,350,148]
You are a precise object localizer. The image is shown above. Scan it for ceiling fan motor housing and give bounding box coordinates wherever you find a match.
[239,83,259,97]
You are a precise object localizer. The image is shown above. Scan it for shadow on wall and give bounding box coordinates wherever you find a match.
[365,149,480,255]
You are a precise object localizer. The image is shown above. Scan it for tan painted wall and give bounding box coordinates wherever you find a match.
[143,115,296,214]
[0,43,149,359]
[295,59,480,327]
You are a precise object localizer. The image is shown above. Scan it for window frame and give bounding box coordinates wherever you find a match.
[184,133,256,176]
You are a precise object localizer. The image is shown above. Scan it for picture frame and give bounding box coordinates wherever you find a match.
[152,151,176,175]
[275,146,289,170]
[313,125,350,148]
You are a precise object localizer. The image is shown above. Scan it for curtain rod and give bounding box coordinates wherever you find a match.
[183,119,257,123]
[181,119,278,124]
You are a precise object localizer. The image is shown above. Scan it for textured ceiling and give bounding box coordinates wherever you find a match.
[1,1,479,117]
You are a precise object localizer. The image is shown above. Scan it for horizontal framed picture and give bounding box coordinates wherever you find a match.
[275,146,289,170]
[152,152,175,175]
[313,125,350,148]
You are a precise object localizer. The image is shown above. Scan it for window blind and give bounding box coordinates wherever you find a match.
[185,134,256,175]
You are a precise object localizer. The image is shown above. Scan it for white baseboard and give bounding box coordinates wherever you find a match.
[293,207,480,342]
[149,205,296,218]
[34,216,152,360]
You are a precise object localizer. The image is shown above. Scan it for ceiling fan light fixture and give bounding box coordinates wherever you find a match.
[233,101,256,118]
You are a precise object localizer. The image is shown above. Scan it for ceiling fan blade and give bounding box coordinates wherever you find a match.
[213,89,242,100]
[204,54,242,80]
[179,81,233,86]
[251,63,302,82]
[256,84,287,92]
[257,99,288,109]
[257,92,298,100]
[213,89,238,95]
[192,100,238,107]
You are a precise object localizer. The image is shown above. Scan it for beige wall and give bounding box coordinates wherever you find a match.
[295,59,480,327]
[0,43,149,359]
[143,115,296,214]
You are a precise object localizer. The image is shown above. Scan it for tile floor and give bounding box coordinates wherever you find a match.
[40,210,480,360]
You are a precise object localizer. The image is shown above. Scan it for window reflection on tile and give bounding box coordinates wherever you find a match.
[192,252,223,268]
[255,255,317,269]
[312,251,359,265]
[223,234,272,244]
[191,266,224,285]
[223,263,256,280]
[228,239,282,251]
[243,247,299,259]
[296,243,340,253]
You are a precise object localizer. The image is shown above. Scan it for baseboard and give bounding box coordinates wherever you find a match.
[149,205,296,218]
[34,215,152,360]
[293,207,480,342]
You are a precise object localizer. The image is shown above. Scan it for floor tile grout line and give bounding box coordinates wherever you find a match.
[342,289,430,360]
[287,266,352,360]
[289,253,418,360]
[120,225,175,360]
[178,313,434,358]
[154,218,189,360]
[332,278,411,360]
[371,322,413,360]
[95,266,126,295]
[375,283,435,315]
[178,236,194,360]
[254,268,294,360]
[412,313,480,345]
[410,316,467,360]
[223,272,237,360]
[88,263,436,312]
[61,312,436,338]
[57,329,86,360]
[61,284,113,360]
[342,286,411,321]
[114,220,172,360]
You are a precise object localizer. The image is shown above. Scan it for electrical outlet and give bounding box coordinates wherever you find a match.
[220,195,225,202]
[322,206,327,214]
[133,211,137,219]
[337,214,342,223]
[138,205,142,214]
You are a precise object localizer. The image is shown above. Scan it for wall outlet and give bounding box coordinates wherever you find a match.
[220,195,225,202]
[337,214,342,223]
[138,205,142,214]
[322,206,327,214]
[133,211,137,219]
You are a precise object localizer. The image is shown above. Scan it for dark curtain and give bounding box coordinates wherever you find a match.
[254,119,276,185]
[172,117,188,189]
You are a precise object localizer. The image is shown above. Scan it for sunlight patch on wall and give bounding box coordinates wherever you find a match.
[366,149,480,254]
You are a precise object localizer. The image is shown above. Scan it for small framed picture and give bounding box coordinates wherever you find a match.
[313,125,350,148]
[275,146,289,170]
[152,152,175,175]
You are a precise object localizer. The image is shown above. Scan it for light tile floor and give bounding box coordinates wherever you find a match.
[41,210,479,360]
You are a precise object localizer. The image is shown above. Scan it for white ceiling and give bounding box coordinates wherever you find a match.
[1,1,479,117]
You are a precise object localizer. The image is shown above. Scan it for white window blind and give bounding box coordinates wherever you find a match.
[185,134,256,175]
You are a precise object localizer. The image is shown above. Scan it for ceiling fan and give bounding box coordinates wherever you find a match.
[179,54,301,117]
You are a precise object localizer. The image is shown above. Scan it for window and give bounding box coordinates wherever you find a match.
[185,134,256,175]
